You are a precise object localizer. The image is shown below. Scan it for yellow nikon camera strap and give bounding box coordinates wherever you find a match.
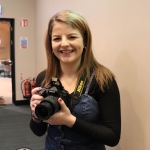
[70,73,87,112]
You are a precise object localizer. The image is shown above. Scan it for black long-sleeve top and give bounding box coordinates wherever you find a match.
[30,71,121,147]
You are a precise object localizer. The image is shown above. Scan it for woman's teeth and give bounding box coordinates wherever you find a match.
[60,50,73,53]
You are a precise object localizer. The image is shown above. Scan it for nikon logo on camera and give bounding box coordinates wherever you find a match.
[77,80,84,93]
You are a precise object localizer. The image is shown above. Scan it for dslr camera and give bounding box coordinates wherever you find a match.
[35,77,69,120]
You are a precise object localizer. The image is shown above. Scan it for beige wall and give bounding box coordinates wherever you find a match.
[35,0,150,150]
[1,0,36,100]
[1,0,150,149]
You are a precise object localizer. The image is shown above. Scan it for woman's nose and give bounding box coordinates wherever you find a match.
[61,38,69,47]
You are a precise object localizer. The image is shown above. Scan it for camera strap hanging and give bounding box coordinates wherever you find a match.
[70,73,86,112]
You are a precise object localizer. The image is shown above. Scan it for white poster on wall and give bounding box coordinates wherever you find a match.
[20,37,28,49]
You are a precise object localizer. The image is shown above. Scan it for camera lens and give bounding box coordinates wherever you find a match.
[35,101,54,120]
[37,107,48,118]
[35,96,60,120]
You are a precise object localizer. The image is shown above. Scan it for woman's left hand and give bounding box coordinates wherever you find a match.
[43,98,76,128]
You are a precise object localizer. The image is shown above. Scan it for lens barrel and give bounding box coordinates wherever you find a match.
[35,96,60,120]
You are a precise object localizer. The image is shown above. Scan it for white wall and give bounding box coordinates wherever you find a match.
[1,0,36,100]
[35,0,150,150]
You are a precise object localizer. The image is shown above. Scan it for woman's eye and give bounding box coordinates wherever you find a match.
[69,36,76,39]
[52,38,61,41]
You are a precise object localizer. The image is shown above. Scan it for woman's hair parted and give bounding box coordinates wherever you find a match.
[42,10,114,91]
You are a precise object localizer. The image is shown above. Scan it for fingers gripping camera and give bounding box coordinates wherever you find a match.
[35,77,69,120]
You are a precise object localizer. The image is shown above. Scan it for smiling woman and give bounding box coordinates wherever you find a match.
[30,10,121,150]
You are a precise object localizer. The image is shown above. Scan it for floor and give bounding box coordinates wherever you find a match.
[0,76,12,104]
[0,104,46,150]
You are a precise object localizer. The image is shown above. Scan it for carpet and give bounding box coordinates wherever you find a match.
[0,104,46,150]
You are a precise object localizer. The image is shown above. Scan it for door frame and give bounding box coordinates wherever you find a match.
[0,18,16,105]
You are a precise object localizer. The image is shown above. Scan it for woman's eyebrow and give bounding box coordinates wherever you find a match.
[52,33,79,37]
[68,33,78,35]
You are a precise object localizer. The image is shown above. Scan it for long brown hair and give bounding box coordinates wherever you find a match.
[42,10,114,91]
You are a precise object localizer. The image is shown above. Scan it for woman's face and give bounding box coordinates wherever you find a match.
[51,22,84,66]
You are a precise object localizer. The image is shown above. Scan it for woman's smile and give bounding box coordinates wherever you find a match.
[59,50,74,54]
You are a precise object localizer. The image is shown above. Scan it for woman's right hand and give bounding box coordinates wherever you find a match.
[30,87,43,113]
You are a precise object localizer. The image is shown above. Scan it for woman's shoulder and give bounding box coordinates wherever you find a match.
[88,75,103,97]
[92,73,118,92]
[93,64,116,91]
[89,74,119,99]
[36,70,46,87]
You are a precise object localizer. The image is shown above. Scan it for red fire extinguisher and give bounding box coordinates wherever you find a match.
[31,78,36,90]
[21,79,31,98]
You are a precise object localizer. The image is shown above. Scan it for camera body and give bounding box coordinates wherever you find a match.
[35,77,69,120]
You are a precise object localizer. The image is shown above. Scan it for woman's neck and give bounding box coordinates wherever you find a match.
[59,62,79,93]
[59,62,79,78]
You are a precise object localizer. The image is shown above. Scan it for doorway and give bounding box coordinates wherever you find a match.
[0,18,16,105]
